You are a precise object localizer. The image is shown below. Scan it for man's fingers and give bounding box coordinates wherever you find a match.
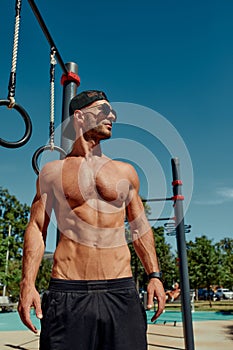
[34,298,43,319]
[150,297,166,322]
[147,279,166,321]
[24,319,38,334]
[18,307,38,333]
[146,304,154,310]
[151,311,159,323]
[146,291,154,310]
[151,307,164,322]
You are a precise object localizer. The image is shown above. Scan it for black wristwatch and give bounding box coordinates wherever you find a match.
[148,272,162,281]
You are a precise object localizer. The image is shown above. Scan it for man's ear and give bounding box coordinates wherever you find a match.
[73,110,84,126]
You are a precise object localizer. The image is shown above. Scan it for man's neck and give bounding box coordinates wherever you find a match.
[68,137,102,158]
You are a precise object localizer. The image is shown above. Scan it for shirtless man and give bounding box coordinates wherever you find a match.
[18,90,166,350]
[165,282,181,302]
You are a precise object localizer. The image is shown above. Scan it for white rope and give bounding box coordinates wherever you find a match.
[8,1,21,108]
[11,14,20,74]
[50,49,57,150]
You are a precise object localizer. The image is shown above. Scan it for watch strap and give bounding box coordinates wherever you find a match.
[148,272,162,280]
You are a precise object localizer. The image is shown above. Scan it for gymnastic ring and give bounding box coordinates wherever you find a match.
[0,99,32,148]
[32,145,67,175]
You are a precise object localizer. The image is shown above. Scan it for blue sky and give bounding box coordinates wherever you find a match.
[1,0,233,252]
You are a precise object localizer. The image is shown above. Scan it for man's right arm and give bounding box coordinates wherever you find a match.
[18,168,53,333]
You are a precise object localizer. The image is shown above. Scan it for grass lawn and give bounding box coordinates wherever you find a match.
[165,300,233,312]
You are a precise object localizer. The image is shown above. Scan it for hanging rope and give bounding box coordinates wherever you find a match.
[8,0,21,106]
[0,0,32,148]
[31,46,66,175]
[49,47,56,150]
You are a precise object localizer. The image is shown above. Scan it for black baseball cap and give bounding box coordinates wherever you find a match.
[63,90,109,140]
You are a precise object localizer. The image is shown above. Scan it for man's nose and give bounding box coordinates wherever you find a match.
[108,111,117,122]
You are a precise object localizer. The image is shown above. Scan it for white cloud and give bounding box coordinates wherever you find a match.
[193,199,225,206]
[216,187,233,199]
[193,186,233,206]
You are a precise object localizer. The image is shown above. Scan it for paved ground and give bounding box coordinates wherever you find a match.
[147,320,233,350]
[0,320,232,349]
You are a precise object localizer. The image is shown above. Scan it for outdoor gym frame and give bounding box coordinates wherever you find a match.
[143,159,194,350]
[3,1,195,350]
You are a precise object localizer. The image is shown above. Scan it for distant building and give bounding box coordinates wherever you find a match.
[44,251,54,262]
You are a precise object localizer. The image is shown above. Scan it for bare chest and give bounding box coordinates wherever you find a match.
[59,158,130,208]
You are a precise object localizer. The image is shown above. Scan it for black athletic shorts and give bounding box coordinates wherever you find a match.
[40,277,147,350]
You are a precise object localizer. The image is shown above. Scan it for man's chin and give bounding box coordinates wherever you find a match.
[100,131,112,140]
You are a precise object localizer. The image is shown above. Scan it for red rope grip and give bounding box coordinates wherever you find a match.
[172,195,184,201]
[61,72,81,86]
[172,180,183,186]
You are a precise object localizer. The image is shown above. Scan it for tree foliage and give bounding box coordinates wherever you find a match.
[36,258,53,293]
[153,226,178,289]
[0,186,30,255]
[215,238,233,288]
[0,187,30,299]
[0,187,52,300]
[128,225,177,290]
[186,236,218,290]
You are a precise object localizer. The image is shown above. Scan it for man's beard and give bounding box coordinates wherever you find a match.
[84,124,112,141]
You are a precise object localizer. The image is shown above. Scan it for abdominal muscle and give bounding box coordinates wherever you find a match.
[51,203,132,280]
[52,234,132,280]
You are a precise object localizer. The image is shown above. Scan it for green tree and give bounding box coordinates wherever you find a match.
[186,235,220,293]
[127,225,176,290]
[0,187,52,300]
[215,238,233,288]
[36,258,53,293]
[125,199,151,289]
[128,239,145,289]
[0,187,30,254]
[153,226,177,289]
[6,259,22,301]
[0,187,30,298]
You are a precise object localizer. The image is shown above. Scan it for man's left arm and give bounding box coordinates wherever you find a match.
[126,167,166,320]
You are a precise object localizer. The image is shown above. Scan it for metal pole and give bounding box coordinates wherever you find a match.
[142,197,173,202]
[56,62,79,245]
[171,158,195,350]
[3,225,11,297]
[27,0,68,74]
[60,62,79,151]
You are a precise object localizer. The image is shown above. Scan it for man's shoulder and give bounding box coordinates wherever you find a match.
[39,159,64,180]
[111,159,139,183]
[111,159,136,172]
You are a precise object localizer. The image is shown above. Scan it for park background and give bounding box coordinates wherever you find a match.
[1,0,233,254]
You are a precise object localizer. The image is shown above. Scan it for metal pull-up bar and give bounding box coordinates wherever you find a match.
[27,0,68,75]
[143,159,195,350]
[27,1,80,244]
[171,158,195,350]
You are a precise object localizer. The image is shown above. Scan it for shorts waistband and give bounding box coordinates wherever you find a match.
[49,277,135,292]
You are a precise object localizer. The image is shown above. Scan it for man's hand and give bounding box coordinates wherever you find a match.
[146,278,166,322]
[18,283,43,333]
